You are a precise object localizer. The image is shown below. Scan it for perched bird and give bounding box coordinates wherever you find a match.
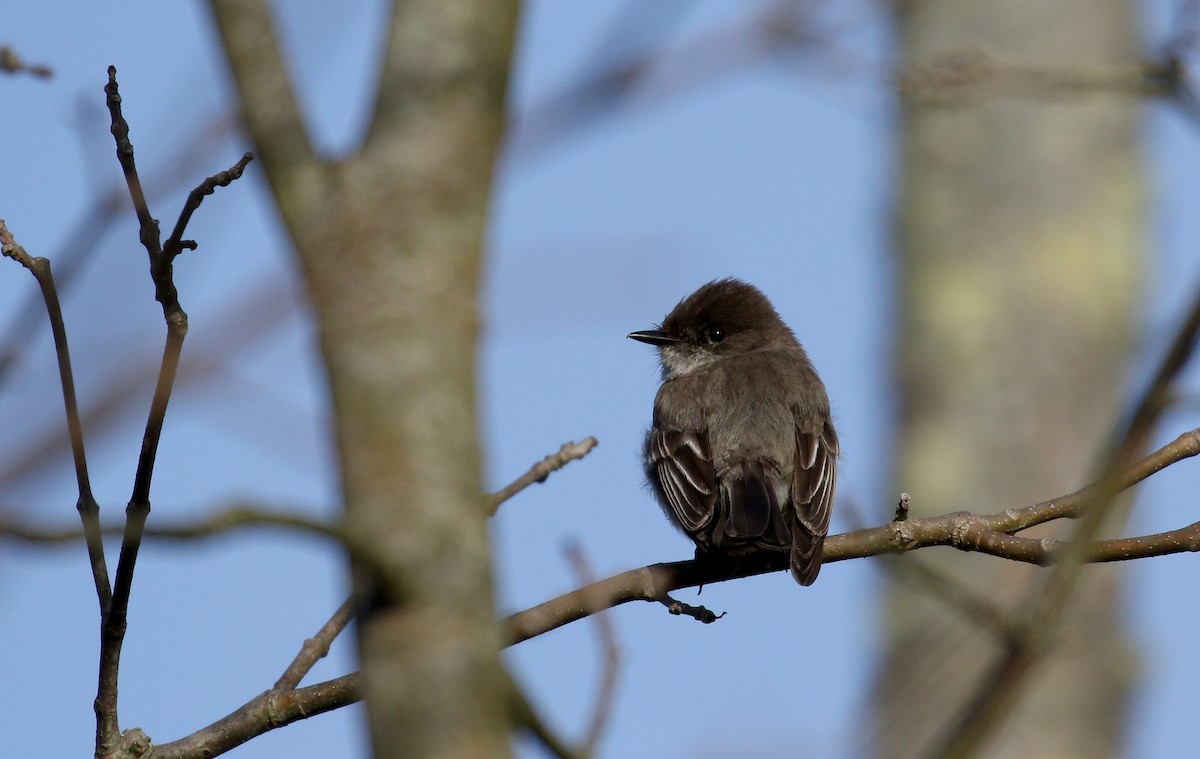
[628,278,838,585]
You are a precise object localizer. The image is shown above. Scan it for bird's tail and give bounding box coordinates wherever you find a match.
[715,460,790,551]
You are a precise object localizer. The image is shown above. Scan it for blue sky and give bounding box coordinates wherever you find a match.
[2,2,1199,757]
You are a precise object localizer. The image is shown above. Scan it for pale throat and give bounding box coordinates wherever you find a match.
[658,344,720,381]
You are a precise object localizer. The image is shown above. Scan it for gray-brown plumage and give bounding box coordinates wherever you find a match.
[628,278,838,585]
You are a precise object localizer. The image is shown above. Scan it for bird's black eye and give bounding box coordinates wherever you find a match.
[705,325,726,345]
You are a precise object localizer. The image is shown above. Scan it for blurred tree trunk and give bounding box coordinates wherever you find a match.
[876,1,1143,757]
[209,1,520,757]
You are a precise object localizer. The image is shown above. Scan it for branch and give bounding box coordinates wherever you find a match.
[7,427,1198,642]
[565,542,621,755]
[274,599,355,691]
[95,66,178,754]
[96,66,251,759]
[0,279,294,490]
[145,598,358,757]
[507,673,586,759]
[505,427,1200,645]
[0,221,110,609]
[104,66,164,293]
[884,555,1024,645]
[0,110,238,395]
[0,504,335,543]
[0,504,399,590]
[0,428,1194,755]
[6,426,1198,637]
[1109,274,1200,469]
[150,675,359,759]
[127,594,360,758]
[162,152,253,259]
[486,437,598,514]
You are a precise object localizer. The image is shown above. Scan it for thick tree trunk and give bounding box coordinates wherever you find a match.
[877,1,1143,757]
[208,2,520,757]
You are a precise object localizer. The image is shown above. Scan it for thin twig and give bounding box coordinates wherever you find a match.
[274,598,356,691]
[94,66,251,759]
[486,437,598,514]
[162,152,254,259]
[565,542,621,755]
[1109,279,1200,469]
[0,110,238,394]
[506,672,587,759]
[0,221,110,609]
[0,504,343,542]
[0,504,391,582]
[884,556,1024,645]
[104,67,162,276]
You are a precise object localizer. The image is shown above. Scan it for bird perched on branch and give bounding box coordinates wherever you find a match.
[629,278,838,585]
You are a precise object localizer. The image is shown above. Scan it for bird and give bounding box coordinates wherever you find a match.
[628,278,838,585]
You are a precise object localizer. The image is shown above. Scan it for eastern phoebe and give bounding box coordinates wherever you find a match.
[628,278,838,585]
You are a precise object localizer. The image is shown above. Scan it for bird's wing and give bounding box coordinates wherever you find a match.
[648,427,718,536]
[789,416,839,585]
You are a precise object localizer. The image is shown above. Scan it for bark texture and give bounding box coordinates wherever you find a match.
[208,2,520,757]
[878,1,1144,756]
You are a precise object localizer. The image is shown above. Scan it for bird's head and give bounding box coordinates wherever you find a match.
[628,278,794,381]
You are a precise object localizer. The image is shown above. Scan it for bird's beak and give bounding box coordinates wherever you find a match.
[627,329,682,346]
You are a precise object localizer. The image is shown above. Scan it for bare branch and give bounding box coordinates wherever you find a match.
[0,503,338,540]
[274,598,355,691]
[0,279,295,490]
[1109,278,1200,469]
[96,67,183,754]
[104,66,163,280]
[506,672,586,759]
[486,437,599,514]
[0,504,400,589]
[0,111,238,394]
[162,152,253,259]
[505,427,1200,645]
[150,674,360,759]
[206,0,316,168]
[0,424,1195,754]
[2,423,1195,757]
[6,427,1198,645]
[0,221,110,608]
[6,426,1198,641]
[565,542,621,755]
[884,557,1026,646]
[95,66,252,759]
